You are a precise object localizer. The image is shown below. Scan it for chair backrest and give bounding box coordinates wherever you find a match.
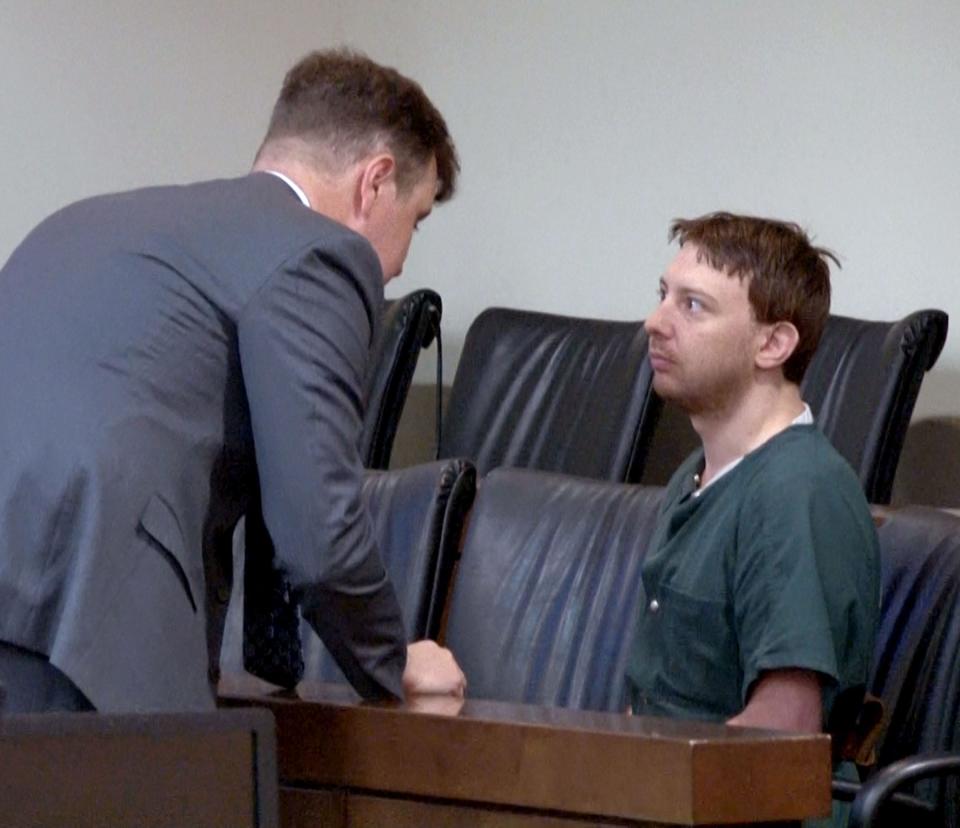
[872,506,960,759]
[443,468,664,711]
[801,310,948,504]
[299,458,475,683]
[361,289,442,470]
[439,307,662,482]
[869,505,960,822]
[220,459,476,683]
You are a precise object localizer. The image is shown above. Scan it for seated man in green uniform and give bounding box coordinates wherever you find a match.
[625,212,879,825]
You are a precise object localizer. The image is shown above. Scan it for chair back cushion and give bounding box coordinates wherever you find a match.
[361,289,442,470]
[221,459,475,684]
[444,468,664,711]
[439,308,661,482]
[801,310,947,503]
[870,505,960,823]
[872,506,960,761]
[299,458,475,683]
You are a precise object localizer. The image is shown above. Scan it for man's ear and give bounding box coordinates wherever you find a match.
[355,154,396,219]
[755,321,800,371]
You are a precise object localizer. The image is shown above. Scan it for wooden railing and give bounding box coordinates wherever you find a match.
[219,674,830,827]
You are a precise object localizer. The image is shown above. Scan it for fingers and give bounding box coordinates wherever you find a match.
[407,694,466,717]
[403,640,467,698]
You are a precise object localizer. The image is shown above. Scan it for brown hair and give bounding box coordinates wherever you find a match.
[669,212,838,384]
[260,48,458,201]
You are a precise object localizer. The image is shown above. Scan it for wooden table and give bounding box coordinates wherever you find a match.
[219,675,830,827]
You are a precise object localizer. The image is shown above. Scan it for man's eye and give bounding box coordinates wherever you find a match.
[685,297,703,312]
[656,286,666,302]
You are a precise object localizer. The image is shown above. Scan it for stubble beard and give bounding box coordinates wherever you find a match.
[653,362,753,419]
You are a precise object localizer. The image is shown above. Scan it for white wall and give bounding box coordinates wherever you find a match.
[2,1,958,419]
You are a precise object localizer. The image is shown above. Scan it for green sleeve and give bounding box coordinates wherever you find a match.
[733,466,868,707]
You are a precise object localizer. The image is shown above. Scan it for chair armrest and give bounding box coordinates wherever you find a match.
[848,753,959,827]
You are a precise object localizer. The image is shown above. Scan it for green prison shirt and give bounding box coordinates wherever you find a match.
[625,424,880,727]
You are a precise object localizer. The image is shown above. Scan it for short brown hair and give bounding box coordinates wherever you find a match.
[261,48,459,201]
[669,212,838,384]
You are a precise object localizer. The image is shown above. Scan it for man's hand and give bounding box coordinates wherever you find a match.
[402,640,466,698]
[406,694,466,717]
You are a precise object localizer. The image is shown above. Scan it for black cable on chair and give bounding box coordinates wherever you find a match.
[427,304,443,460]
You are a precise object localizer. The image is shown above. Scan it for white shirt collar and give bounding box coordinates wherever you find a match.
[792,402,815,427]
[263,170,310,208]
[693,403,814,497]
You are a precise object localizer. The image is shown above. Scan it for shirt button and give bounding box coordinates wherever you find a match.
[649,598,660,613]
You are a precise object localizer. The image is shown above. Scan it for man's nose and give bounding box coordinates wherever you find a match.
[645,302,669,338]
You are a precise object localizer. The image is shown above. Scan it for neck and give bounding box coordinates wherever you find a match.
[251,154,354,226]
[691,378,805,486]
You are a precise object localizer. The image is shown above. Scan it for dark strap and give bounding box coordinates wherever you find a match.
[831,689,886,766]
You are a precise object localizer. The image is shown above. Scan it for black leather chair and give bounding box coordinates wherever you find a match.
[361,289,442,470]
[220,458,476,684]
[801,310,948,504]
[841,506,960,827]
[438,307,662,482]
[300,458,475,683]
[443,468,664,711]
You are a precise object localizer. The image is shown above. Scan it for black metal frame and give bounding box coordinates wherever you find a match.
[843,753,960,827]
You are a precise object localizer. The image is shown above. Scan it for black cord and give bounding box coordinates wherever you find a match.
[434,318,443,459]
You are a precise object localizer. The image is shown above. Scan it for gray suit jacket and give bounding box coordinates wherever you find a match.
[0,173,407,711]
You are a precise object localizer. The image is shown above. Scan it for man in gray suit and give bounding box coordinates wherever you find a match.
[0,49,465,712]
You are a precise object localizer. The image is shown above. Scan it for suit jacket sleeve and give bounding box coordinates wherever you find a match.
[237,231,406,699]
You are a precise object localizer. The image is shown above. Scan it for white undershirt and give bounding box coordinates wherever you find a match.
[693,403,814,497]
[264,170,310,208]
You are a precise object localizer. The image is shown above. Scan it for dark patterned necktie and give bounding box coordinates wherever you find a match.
[241,507,304,689]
